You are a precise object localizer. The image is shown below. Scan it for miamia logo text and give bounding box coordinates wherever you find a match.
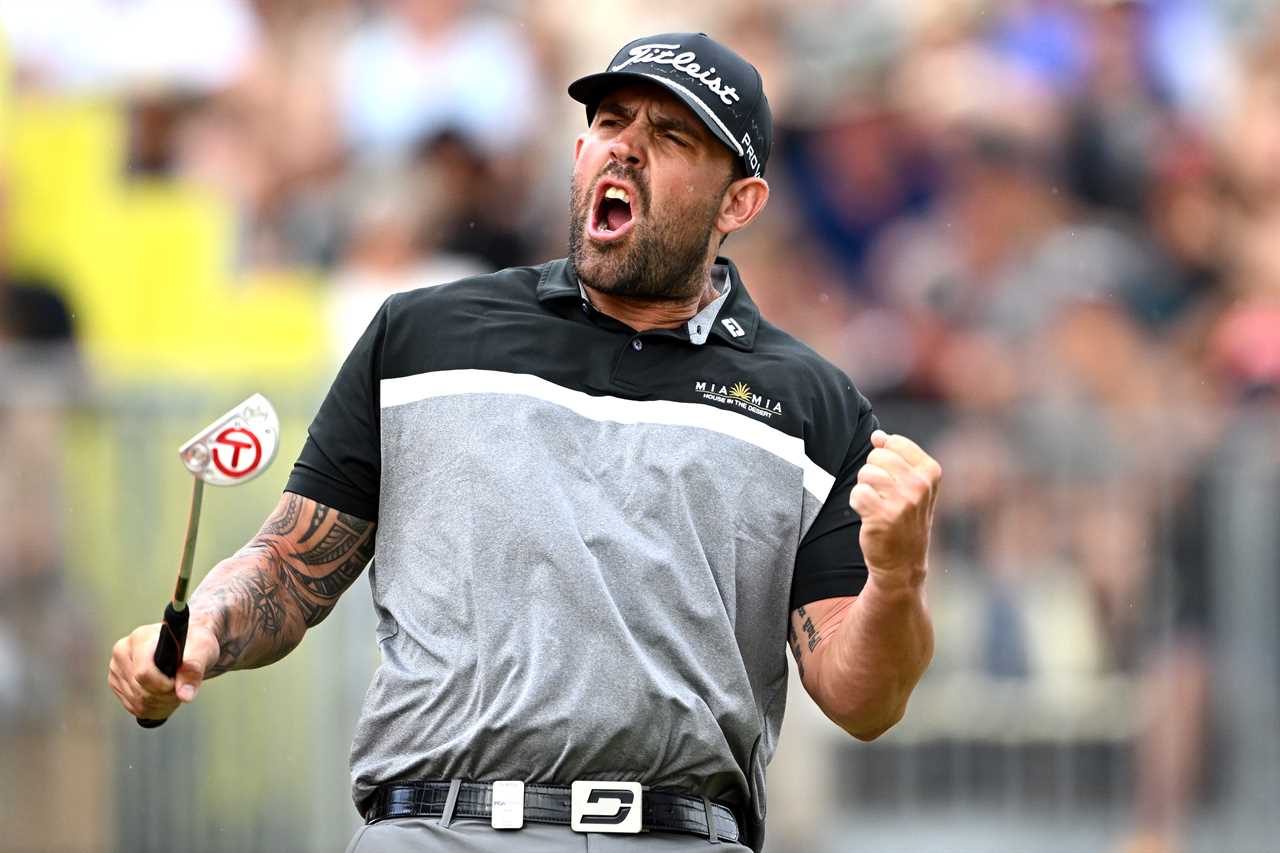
[696,380,783,419]
[612,43,741,105]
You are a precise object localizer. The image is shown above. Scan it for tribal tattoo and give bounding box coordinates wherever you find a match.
[192,492,376,676]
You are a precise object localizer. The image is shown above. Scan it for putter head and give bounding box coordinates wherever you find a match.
[179,393,280,486]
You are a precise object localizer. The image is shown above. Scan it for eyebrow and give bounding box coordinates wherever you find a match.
[595,99,704,144]
[650,112,700,140]
[596,100,635,121]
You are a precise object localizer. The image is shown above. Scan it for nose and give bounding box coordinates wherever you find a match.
[608,125,645,170]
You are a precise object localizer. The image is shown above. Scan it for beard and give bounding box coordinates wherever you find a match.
[568,164,721,302]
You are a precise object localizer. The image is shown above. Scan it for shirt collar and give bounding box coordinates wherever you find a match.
[685,266,730,345]
[536,256,760,350]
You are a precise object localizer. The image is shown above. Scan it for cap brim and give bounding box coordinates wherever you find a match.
[568,71,744,161]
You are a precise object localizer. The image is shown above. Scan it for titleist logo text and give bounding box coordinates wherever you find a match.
[612,43,741,105]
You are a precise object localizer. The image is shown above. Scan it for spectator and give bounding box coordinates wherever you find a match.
[327,167,486,358]
[335,0,544,159]
[0,176,95,852]
[412,130,538,273]
[0,0,259,94]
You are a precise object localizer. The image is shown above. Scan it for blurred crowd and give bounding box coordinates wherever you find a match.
[4,1,1280,851]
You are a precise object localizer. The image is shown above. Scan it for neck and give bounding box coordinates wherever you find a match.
[584,269,721,332]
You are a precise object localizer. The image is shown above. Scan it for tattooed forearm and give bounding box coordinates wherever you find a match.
[202,565,290,676]
[191,492,376,675]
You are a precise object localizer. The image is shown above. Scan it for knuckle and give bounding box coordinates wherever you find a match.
[908,472,931,497]
[135,669,171,696]
[872,448,901,468]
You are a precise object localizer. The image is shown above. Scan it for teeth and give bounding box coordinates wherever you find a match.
[604,186,631,204]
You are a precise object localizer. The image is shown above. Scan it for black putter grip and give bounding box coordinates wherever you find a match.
[137,603,189,729]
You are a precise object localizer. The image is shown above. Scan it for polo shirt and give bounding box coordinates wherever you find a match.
[285,256,879,832]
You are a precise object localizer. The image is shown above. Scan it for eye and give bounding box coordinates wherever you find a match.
[663,132,689,148]
[598,118,622,129]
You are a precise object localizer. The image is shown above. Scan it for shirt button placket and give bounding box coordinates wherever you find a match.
[611,335,650,391]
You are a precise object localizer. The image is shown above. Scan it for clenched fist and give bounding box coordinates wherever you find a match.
[850,429,942,590]
[107,620,220,721]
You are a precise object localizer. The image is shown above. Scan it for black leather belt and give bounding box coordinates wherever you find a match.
[364,781,742,844]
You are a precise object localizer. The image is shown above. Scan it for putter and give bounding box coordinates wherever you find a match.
[138,394,280,728]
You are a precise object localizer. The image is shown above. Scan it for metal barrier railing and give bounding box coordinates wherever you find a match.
[1,369,1277,852]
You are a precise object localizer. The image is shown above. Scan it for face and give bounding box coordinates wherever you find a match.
[569,84,737,302]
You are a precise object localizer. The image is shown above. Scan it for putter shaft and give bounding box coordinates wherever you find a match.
[172,476,205,609]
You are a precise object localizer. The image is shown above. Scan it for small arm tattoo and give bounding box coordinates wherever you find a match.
[788,606,824,680]
[802,610,822,653]
[194,494,376,675]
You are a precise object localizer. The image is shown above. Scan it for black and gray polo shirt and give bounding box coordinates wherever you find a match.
[285,256,878,830]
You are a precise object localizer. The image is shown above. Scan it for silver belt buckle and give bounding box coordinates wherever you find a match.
[491,780,524,829]
[570,781,643,834]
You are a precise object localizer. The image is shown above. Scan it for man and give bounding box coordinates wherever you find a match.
[109,33,939,852]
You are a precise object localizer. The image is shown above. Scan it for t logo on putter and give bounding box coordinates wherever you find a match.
[571,781,643,834]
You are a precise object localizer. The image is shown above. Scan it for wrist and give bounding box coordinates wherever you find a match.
[865,562,927,596]
[187,606,223,638]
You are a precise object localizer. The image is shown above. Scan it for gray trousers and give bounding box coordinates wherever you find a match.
[345,818,753,852]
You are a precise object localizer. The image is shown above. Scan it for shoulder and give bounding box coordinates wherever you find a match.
[382,264,545,320]
[746,318,875,474]
[753,317,872,422]
[375,263,550,340]
[371,263,553,377]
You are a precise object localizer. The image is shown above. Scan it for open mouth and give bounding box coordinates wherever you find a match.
[588,180,636,242]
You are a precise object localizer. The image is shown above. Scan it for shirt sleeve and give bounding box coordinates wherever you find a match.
[789,396,879,610]
[284,299,388,521]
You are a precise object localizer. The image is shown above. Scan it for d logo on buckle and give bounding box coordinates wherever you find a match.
[570,781,643,834]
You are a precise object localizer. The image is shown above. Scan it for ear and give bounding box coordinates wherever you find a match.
[716,177,769,239]
[574,134,586,163]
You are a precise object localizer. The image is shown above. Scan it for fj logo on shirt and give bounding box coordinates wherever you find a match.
[696,380,784,420]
